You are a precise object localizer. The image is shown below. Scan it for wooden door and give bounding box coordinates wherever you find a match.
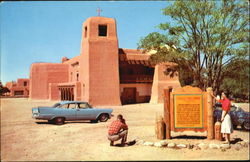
[123,88,136,104]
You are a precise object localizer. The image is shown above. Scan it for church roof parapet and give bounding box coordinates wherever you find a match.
[119,48,154,67]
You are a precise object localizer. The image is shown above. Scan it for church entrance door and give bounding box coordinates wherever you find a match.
[123,87,136,104]
[60,87,74,101]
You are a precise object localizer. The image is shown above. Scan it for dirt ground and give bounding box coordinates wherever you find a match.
[1,98,249,161]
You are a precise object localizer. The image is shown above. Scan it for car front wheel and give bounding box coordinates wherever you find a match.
[99,114,109,122]
[241,121,250,131]
[54,117,65,125]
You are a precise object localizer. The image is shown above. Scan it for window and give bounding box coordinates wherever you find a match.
[76,73,79,81]
[60,104,77,109]
[14,91,24,96]
[68,104,76,109]
[98,25,107,36]
[24,81,27,86]
[60,104,69,109]
[85,26,87,38]
[78,103,89,109]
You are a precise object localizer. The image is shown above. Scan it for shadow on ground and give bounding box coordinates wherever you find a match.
[231,138,243,144]
[171,135,206,140]
[113,140,136,147]
[35,121,96,125]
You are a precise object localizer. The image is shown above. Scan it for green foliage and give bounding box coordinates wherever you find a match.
[138,0,249,93]
[0,81,10,96]
[220,59,249,102]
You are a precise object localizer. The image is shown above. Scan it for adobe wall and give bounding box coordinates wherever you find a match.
[29,63,69,100]
[16,79,29,87]
[49,83,60,100]
[150,63,181,104]
[75,82,82,101]
[80,24,90,102]
[62,55,81,82]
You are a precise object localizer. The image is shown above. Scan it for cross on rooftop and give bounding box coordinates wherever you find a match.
[96,7,102,16]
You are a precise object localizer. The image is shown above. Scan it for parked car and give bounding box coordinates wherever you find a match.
[32,101,113,125]
[213,102,250,130]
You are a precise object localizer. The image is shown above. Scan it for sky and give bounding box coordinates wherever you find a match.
[0,1,173,85]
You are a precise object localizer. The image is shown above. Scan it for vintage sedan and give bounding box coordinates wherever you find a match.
[32,101,113,125]
[213,102,250,130]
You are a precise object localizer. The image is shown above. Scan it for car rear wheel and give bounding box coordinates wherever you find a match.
[233,125,238,130]
[241,121,250,131]
[99,114,109,122]
[54,117,65,125]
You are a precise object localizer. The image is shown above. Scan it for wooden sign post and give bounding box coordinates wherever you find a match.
[164,87,172,139]
[206,87,214,140]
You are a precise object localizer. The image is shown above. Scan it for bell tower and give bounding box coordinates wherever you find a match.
[80,16,121,105]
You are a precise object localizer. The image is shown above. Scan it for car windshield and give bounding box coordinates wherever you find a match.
[230,106,237,111]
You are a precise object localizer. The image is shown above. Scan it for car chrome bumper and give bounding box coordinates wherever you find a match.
[32,113,40,118]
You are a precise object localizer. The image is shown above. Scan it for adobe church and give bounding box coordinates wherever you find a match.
[29,16,181,105]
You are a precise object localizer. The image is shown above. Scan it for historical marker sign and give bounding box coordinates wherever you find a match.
[174,94,203,128]
[164,86,214,139]
[166,86,209,133]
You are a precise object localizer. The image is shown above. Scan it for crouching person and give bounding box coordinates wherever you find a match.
[108,114,128,146]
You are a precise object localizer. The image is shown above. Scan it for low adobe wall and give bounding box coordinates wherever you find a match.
[29,63,69,100]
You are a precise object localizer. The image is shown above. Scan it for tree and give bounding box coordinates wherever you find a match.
[0,81,3,95]
[220,59,249,102]
[0,81,10,96]
[138,0,249,94]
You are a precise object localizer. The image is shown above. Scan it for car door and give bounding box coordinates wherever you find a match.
[57,103,77,120]
[76,103,95,120]
[229,106,238,125]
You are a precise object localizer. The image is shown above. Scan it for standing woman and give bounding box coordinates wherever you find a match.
[211,91,233,144]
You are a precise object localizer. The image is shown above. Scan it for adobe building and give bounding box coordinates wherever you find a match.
[5,79,29,97]
[29,16,181,105]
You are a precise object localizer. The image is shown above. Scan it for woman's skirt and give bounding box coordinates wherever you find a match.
[221,114,233,134]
